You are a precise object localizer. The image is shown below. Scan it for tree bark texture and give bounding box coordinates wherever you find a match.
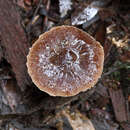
[0,0,31,91]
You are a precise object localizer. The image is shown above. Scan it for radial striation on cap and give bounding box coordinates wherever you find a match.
[27,26,104,97]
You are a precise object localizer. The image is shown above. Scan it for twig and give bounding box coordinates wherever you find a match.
[102,67,119,77]
[43,0,51,31]
[33,0,42,19]
[0,76,11,80]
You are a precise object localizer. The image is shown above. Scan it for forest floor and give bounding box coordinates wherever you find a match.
[0,0,130,130]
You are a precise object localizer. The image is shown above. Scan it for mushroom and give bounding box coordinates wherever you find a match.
[27,26,104,97]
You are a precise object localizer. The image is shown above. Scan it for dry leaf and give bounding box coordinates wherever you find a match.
[62,108,95,130]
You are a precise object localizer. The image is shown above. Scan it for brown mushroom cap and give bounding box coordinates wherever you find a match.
[27,26,104,97]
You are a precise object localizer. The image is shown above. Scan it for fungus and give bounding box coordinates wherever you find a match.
[27,26,104,97]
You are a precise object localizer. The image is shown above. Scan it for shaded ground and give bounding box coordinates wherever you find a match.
[0,0,130,129]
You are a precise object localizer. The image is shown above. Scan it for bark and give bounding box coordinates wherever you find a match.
[0,0,31,90]
[108,87,128,122]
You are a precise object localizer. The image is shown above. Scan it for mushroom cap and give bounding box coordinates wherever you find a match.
[27,26,104,97]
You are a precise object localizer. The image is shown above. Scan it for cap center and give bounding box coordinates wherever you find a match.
[49,48,77,66]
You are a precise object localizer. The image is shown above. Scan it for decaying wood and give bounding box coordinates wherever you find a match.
[0,0,31,91]
[121,122,130,130]
[108,87,128,122]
